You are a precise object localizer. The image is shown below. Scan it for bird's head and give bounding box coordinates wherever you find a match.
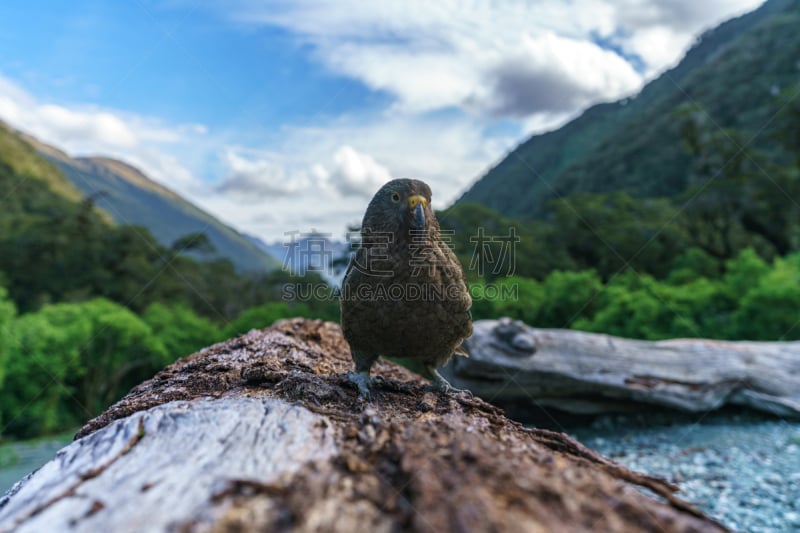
[362,179,435,237]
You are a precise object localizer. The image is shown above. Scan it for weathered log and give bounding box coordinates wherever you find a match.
[0,319,727,532]
[444,318,800,419]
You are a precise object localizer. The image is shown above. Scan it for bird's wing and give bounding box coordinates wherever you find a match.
[342,251,355,285]
[342,244,366,286]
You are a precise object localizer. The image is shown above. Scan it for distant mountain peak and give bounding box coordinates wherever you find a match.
[78,156,184,202]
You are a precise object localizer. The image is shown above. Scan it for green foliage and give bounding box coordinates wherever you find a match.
[720,248,770,301]
[438,203,574,281]
[0,125,339,438]
[0,123,299,321]
[142,303,222,359]
[469,246,800,343]
[0,284,16,388]
[538,270,603,327]
[170,232,216,255]
[0,299,167,437]
[573,273,722,340]
[473,270,602,329]
[0,289,341,438]
[548,192,687,279]
[667,248,722,284]
[773,86,800,160]
[485,276,545,325]
[446,76,800,284]
[2,310,86,437]
[0,151,322,321]
[222,301,315,338]
[730,253,800,340]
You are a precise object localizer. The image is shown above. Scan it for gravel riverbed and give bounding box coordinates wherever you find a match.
[569,409,800,533]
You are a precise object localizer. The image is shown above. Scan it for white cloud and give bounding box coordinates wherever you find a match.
[482,32,641,117]
[216,148,302,198]
[199,113,513,239]
[216,144,392,200]
[295,115,504,207]
[223,0,764,119]
[37,105,138,148]
[602,0,764,75]
[610,0,760,30]
[323,145,392,197]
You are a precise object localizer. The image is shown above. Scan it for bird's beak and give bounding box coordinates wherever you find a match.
[408,195,427,228]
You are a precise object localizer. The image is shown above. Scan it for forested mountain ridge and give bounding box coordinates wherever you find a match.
[457,0,799,218]
[19,129,278,272]
[0,121,296,316]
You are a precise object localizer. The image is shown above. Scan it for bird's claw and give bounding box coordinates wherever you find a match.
[347,371,372,401]
[424,374,473,397]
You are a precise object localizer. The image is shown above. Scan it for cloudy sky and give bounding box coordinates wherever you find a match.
[0,0,764,242]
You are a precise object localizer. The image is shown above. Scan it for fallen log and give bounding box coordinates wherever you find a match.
[0,319,726,532]
[444,318,800,420]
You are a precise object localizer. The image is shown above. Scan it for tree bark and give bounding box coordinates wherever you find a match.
[443,318,800,420]
[0,319,727,532]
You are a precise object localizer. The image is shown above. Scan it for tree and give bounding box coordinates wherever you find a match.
[438,203,573,281]
[677,103,791,259]
[223,302,314,339]
[538,270,602,328]
[490,276,545,326]
[0,298,167,437]
[572,272,722,340]
[730,253,800,340]
[170,232,216,256]
[549,192,687,280]
[2,311,86,437]
[0,283,16,389]
[142,302,222,359]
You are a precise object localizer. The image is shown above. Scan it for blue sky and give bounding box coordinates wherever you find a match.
[0,2,376,125]
[0,0,764,241]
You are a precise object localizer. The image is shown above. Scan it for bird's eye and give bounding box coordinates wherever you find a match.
[390,192,401,203]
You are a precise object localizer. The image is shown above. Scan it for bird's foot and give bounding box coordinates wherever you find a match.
[423,381,473,397]
[423,368,473,397]
[346,371,372,401]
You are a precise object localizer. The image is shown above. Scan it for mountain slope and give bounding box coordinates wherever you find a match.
[0,121,83,204]
[457,0,797,217]
[27,136,279,272]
